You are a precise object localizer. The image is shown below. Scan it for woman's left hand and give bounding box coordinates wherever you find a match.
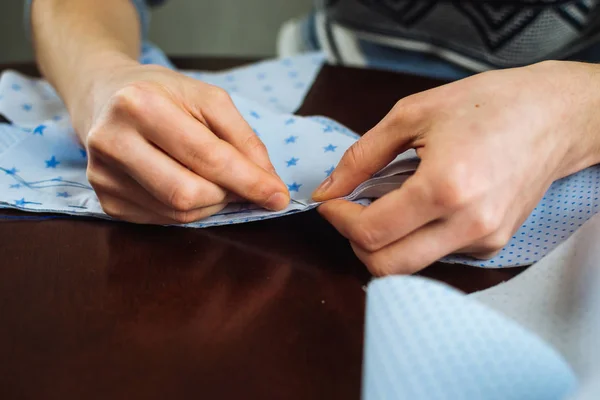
[313,61,600,276]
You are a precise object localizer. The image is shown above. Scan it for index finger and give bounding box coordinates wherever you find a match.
[318,174,443,252]
[312,101,422,201]
[199,87,278,174]
[139,95,290,210]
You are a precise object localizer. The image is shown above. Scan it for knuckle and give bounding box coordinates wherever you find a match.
[349,221,380,252]
[358,247,424,276]
[87,128,135,162]
[245,177,275,203]
[187,142,231,174]
[108,83,149,118]
[429,167,471,210]
[99,198,123,219]
[207,86,232,105]
[341,142,367,172]
[86,168,102,190]
[169,210,196,224]
[243,134,268,155]
[167,184,198,212]
[480,230,511,253]
[86,127,111,156]
[389,95,425,126]
[468,207,503,239]
[363,252,397,277]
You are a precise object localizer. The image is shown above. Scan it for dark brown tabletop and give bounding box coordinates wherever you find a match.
[0,58,525,400]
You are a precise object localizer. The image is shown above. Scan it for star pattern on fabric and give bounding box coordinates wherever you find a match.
[45,156,60,168]
[325,166,335,176]
[4,167,18,175]
[0,48,332,229]
[14,198,41,207]
[324,144,337,152]
[288,182,302,192]
[33,124,46,135]
[285,135,298,144]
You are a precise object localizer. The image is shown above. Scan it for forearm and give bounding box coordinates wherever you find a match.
[30,0,141,124]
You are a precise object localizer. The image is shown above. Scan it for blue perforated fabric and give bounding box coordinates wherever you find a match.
[363,276,578,400]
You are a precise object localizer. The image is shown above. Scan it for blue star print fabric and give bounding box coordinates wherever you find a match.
[0,45,378,223]
[2,43,600,268]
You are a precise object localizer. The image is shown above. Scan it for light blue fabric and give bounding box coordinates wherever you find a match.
[363,276,579,400]
[3,44,600,267]
[0,45,380,229]
[362,213,600,399]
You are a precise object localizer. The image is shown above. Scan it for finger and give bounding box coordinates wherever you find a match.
[317,176,443,252]
[97,194,179,225]
[350,218,470,276]
[89,158,231,224]
[466,250,502,260]
[199,88,278,174]
[312,101,422,201]
[317,199,366,239]
[455,234,505,260]
[99,193,228,225]
[135,94,289,210]
[90,133,231,211]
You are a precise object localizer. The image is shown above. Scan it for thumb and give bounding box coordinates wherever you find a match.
[312,111,417,201]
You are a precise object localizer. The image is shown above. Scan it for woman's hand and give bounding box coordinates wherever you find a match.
[72,56,289,224]
[314,61,600,275]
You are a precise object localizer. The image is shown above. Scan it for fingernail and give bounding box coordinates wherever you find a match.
[312,176,333,200]
[264,192,289,211]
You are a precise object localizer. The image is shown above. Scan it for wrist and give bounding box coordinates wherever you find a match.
[533,61,600,179]
[565,63,600,177]
[66,50,139,139]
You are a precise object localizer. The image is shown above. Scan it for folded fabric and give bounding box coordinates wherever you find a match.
[2,43,600,268]
[0,107,414,225]
[362,276,578,400]
[138,42,326,115]
[362,212,600,399]
[474,212,600,380]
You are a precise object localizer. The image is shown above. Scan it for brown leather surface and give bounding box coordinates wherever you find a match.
[0,58,525,400]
